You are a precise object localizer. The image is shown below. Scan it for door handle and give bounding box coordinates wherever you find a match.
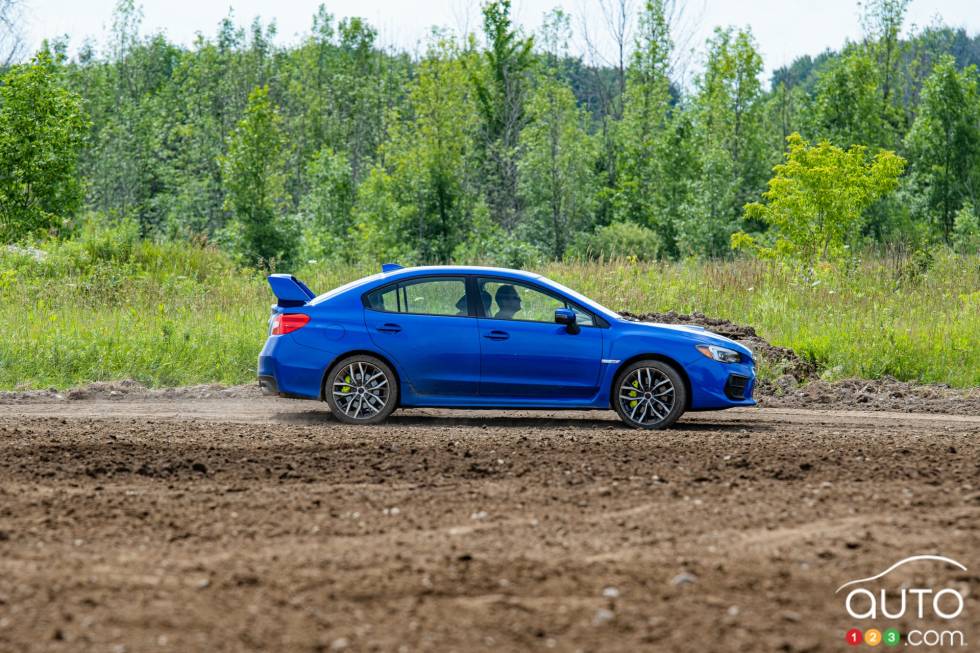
[377,323,402,333]
[484,330,509,341]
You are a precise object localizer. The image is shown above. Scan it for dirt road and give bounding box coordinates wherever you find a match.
[1,398,977,652]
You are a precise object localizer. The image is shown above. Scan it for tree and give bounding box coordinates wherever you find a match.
[905,56,980,240]
[579,0,634,223]
[519,78,598,258]
[469,0,534,231]
[354,39,481,263]
[0,51,88,242]
[808,1,910,152]
[296,147,355,261]
[614,0,673,238]
[683,27,767,256]
[860,0,911,123]
[736,133,907,265]
[220,86,293,265]
[810,49,882,149]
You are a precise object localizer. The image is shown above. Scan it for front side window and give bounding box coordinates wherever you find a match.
[365,277,468,317]
[477,279,595,326]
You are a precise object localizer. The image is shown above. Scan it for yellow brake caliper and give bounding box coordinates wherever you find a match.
[341,374,352,393]
[629,379,639,408]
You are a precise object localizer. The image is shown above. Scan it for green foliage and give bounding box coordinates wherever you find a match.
[682,27,768,257]
[518,78,598,258]
[951,202,980,254]
[296,147,355,262]
[2,2,980,268]
[0,51,88,242]
[905,56,980,239]
[220,85,295,265]
[469,0,535,230]
[810,0,911,151]
[811,48,885,148]
[739,133,907,264]
[860,0,911,122]
[350,166,416,264]
[452,203,542,268]
[568,222,662,261]
[613,0,673,238]
[353,39,480,264]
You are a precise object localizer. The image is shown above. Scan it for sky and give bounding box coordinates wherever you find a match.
[21,0,980,82]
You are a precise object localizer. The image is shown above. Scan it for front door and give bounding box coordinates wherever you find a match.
[476,278,603,399]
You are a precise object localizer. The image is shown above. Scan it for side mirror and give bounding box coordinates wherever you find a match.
[554,308,580,334]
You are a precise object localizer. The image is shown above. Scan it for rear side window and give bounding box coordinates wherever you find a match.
[365,277,468,317]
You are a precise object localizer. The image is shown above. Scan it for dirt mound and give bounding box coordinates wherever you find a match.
[617,310,980,415]
[618,310,817,382]
[0,380,260,404]
[759,376,980,415]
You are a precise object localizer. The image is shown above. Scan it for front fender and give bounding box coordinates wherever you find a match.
[598,326,755,410]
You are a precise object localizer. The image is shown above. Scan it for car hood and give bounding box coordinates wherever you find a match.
[633,321,754,358]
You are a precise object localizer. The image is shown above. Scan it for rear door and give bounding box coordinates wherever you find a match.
[364,276,480,397]
[476,278,603,399]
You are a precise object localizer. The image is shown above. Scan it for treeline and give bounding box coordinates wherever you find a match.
[1,0,979,266]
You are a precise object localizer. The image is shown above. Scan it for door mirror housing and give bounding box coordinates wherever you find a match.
[554,308,580,334]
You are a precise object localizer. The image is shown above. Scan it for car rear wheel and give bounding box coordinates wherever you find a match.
[325,355,398,425]
[613,360,686,429]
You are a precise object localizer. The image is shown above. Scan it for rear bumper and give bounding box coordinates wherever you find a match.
[257,334,333,400]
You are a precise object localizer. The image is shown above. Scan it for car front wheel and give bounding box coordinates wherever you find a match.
[325,355,398,425]
[613,360,686,429]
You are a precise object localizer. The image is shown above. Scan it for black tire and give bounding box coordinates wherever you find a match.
[325,355,398,425]
[612,360,686,429]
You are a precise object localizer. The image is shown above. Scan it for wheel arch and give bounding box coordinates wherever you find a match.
[609,353,692,410]
[321,349,403,404]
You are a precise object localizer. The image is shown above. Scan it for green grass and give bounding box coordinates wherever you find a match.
[3,235,978,389]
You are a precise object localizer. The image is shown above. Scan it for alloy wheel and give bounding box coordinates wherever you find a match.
[332,361,390,420]
[618,366,675,426]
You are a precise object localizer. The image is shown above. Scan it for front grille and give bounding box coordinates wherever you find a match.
[724,374,750,400]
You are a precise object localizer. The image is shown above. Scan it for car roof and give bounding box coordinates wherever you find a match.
[379,265,543,281]
[309,266,543,306]
[363,265,620,322]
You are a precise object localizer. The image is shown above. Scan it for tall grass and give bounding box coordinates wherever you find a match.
[3,232,978,389]
[543,256,979,387]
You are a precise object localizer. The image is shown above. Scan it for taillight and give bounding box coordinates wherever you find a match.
[271,313,310,335]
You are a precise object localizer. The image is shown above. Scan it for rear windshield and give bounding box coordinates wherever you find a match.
[309,273,385,306]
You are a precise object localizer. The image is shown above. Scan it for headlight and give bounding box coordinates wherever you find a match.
[696,344,741,363]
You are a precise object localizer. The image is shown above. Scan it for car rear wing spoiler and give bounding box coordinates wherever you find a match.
[267,274,316,308]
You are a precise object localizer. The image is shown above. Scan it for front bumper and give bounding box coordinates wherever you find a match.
[685,356,757,410]
[724,373,752,400]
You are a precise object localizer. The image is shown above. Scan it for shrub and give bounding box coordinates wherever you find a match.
[737,133,906,266]
[952,202,980,254]
[568,222,662,261]
[452,206,543,268]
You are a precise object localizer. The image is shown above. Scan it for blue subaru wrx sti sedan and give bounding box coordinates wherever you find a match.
[257,264,756,429]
